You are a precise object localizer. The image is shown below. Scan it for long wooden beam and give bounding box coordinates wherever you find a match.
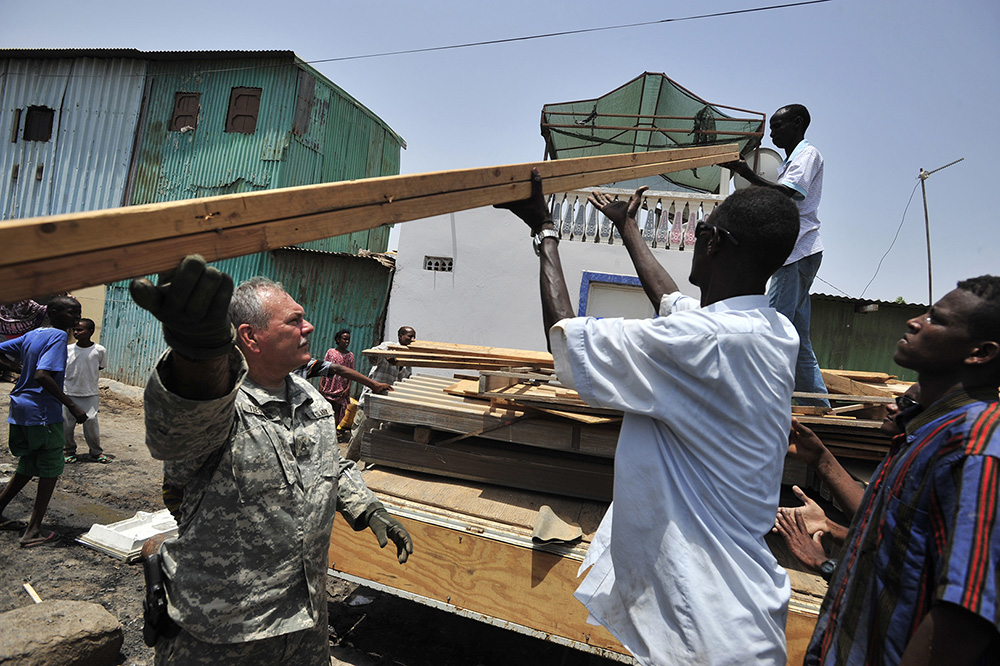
[0,144,738,303]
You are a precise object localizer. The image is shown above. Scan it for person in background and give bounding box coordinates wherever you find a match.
[364,326,417,394]
[346,325,417,460]
[319,329,356,425]
[0,297,86,547]
[63,318,109,464]
[724,104,829,406]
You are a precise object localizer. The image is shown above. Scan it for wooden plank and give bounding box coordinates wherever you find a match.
[823,369,895,383]
[792,406,832,416]
[365,392,620,458]
[404,341,554,366]
[0,145,738,302]
[4,144,736,265]
[360,467,607,538]
[527,406,622,426]
[794,391,895,404]
[362,429,614,502]
[795,415,885,429]
[821,371,896,398]
[363,349,526,369]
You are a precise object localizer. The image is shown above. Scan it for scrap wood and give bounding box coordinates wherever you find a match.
[794,391,895,404]
[519,405,622,425]
[795,415,884,429]
[823,369,896,383]
[366,376,620,458]
[364,341,555,372]
[22,582,42,603]
[0,143,739,304]
[792,405,831,416]
[403,340,554,367]
[362,428,615,502]
[821,371,896,398]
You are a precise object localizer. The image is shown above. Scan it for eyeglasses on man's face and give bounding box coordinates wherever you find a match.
[694,221,740,246]
[895,394,920,412]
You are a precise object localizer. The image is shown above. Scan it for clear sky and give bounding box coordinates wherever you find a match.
[4,0,996,305]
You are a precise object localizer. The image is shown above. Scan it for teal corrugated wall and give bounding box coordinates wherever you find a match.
[102,55,402,384]
[100,251,392,387]
[810,296,925,382]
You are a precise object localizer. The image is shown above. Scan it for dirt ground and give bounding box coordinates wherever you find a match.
[0,379,622,666]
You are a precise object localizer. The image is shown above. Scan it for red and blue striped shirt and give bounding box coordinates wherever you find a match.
[806,388,1000,665]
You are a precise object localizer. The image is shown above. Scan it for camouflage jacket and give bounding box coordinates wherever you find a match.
[144,349,379,643]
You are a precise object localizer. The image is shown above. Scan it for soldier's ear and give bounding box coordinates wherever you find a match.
[237,323,258,353]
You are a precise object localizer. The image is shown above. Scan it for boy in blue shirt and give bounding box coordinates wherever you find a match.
[0,296,86,547]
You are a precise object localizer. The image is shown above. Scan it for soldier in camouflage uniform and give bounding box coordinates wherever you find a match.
[131,256,413,666]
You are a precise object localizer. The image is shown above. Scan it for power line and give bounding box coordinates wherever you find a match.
[302,0,834,65]
[814,275,851,298]
[859,181,921,300]
[5,1,835,78]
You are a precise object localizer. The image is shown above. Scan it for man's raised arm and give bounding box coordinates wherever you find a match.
[589,187,679,309]
[129,255,236,401]
[495,168,575,342]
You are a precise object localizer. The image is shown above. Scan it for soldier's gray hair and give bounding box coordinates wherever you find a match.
[229,277,286,329]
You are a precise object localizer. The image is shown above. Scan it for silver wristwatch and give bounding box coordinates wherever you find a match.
[532,228,559,256]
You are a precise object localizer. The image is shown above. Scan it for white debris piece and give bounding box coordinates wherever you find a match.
[77,509,178,561]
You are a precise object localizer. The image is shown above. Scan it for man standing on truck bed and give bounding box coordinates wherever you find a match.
[499,170,800,665]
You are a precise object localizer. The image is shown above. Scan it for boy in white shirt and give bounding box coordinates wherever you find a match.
[63,318,108,463]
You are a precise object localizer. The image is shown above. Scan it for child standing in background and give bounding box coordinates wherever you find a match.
[63,318,108,464]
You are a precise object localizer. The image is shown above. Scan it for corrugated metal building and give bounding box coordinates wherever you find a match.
[810,294,926,382]
[1,49,405,385]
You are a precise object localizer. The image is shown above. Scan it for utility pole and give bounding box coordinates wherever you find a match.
[919,157,964,304]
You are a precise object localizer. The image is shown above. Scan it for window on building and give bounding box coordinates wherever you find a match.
[169,92,201,132]
[423,256,454,272]
[23,106,55,142]
[292,70,315,137]
[225,87,262,134]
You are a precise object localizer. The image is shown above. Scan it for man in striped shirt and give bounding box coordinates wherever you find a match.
[806,275,1000,665]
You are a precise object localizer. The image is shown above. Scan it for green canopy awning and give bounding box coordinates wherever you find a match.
[541,72,765,193]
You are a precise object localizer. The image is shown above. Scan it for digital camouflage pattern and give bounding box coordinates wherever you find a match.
[144,349,379,644]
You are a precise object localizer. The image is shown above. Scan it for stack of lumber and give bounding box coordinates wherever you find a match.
[363,374,617,501]
[363,340,554,371]
[360,341,911,499]
[792,369,912,463]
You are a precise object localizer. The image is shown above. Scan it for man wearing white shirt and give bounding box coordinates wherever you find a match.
[725,104,828,406]
[499,171,801,665]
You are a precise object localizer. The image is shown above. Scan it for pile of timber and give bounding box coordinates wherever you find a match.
[360,342,912,499]
[794,369,912,462]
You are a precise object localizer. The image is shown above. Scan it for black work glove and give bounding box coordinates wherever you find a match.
[129,255,236,360]
[358,503,413,564]
[494,167,553,235]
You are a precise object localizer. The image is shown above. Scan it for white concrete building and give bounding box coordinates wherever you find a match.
[385,187,726,363]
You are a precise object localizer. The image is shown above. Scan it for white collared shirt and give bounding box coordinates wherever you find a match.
[550,292,798,666]
[777,139,824,264]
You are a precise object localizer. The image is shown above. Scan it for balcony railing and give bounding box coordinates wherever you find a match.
[549,187,728,250]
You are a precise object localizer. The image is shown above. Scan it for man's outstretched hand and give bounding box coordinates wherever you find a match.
[774,507,827,571]
[588,186,649,231]
[130,255,236,360]
[494,167,552,235]
[362,505,414,564]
